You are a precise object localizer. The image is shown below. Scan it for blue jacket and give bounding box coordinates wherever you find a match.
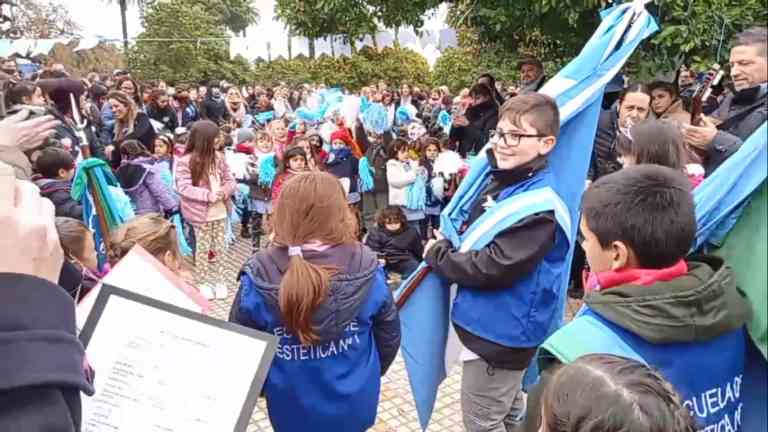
[541,256,749,431]
[229,243,400,432]
[451,168,571,349]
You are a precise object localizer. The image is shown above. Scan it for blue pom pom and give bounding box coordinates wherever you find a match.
[437,110,453,135]
[172,213,193,257]
[361,103,389,134]
[406,175,427,211]
[258,154,277,187]
[296,107,324,123]
[358,156,375,192]
[256,111,275,124]
[360,96,372,114]
[396,104,418,125]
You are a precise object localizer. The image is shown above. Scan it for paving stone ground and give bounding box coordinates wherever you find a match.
[198,228,583,432]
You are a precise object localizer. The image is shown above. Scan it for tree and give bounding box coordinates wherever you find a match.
[14,0,81,38]
[102,0,144,51]
[631,0,768,78]
[103,0,258,51]
[275,0,443,59]
[128,0,252,84]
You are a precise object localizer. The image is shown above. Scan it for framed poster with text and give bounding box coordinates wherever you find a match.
[79,284,277,432]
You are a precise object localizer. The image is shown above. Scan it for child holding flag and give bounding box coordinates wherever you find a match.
[423,93,570,432]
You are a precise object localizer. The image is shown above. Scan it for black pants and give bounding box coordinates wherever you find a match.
[386,258,420,279]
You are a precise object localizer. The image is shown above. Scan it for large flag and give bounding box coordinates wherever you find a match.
[72,159,134,271]
[692,122,767,250]
[394,2,659,429]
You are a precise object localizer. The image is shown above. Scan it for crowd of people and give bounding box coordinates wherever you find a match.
[0,24,766,432]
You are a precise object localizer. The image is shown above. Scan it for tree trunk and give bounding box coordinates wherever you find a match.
[120,0,129,52]
[349,37,356,55]
[372,32,379,50]
[288,33,292,60]
[309,39,316,59]
[330,36,335,57]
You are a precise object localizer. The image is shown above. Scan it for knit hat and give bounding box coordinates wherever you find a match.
[330,129,353,147]
[236,128,256,145]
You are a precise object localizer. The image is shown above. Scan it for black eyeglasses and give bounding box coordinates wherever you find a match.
[489,129,548,146]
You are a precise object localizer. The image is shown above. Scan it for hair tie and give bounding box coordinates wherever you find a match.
[288,246,303,257]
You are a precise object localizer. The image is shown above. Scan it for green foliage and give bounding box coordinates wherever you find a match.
[127,0,253,84]
[631,0,768,77]
[448,0,602,66]
[275,0,443,53]
[275,0,377,47]
[448,0,768,81]
[252,47,431,90]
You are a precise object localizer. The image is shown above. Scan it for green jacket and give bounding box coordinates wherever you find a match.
[714,180,767,359]
[525,256,749,432]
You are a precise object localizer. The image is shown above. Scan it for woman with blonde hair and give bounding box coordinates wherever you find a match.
[108,213,184,274]
[107,90,156,167]
[229,171,400,432]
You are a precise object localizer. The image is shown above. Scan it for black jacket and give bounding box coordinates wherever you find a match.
[706,84,768,175]
[0,273,94,432]
[449,100,499,158]
[111,112,158,167]
[146,104,179,134]
[425,155,557,369]
[33,177,83,220]
[201,95,230,126]
[588,107,623,181]
[365,225,423,267]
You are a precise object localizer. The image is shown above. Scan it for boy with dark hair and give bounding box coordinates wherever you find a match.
[32,147,83,220]
[526,165,749,432]
[423,93,569,431]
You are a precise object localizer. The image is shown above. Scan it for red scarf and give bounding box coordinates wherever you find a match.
[584,260,688,293]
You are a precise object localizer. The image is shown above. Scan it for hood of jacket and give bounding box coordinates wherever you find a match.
[0,274,94,395]
[242,242,380,343]
[33,177,72,195]
[585,256,749,344]
[115,157,154,192]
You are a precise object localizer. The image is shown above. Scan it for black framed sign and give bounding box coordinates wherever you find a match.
[79,284,278,432]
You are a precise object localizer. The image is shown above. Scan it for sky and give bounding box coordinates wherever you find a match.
[59,0,445,41]
[60,0,293,40]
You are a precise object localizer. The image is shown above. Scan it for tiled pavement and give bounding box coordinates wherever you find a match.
[200,229,583,432]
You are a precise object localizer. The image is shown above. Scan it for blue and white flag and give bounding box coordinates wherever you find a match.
[693,122,767,250]
[394,2,659,429]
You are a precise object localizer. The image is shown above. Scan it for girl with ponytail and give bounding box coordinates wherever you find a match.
[229,171,400,432]
[537,354,697,432]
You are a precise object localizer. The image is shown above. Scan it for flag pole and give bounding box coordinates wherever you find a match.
[72,94,112,259]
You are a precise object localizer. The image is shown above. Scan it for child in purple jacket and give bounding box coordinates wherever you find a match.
[115,139,179,217]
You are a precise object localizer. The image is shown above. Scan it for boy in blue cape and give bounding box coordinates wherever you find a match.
[423,93,571,431]
[525,165,749,432]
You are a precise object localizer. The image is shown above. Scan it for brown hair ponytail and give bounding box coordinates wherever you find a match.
[271,171,357,345]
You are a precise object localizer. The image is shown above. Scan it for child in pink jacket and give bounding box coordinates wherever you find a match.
[175,120,236,300]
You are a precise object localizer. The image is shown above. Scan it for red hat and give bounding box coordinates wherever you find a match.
[330,129,353,147]
[330,128,364,158]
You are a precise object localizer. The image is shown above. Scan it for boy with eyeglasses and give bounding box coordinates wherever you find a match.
[423,93,570,432]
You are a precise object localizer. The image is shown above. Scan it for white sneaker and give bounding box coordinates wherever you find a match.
[214,283,228,300]
[199,284,215,300]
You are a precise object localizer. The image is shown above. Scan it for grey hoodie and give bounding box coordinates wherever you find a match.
[230,242,401,374]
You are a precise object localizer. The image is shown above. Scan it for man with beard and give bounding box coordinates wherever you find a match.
[518,58,547,94]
